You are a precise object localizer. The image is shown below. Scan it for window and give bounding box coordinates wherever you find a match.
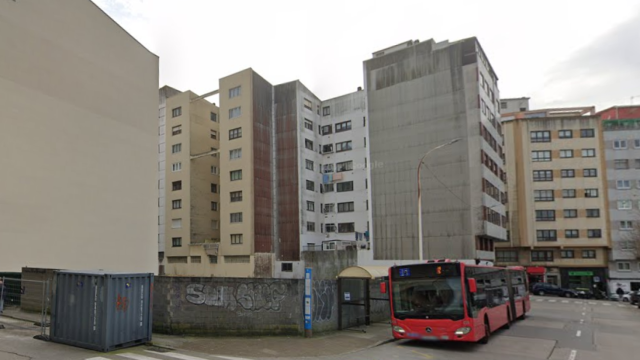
[530,131,551,143]
[585,189,599,198]
[172,181,182,191]
[536,210,556,221]
[561,169,575,178]
[303,98,313,111]
[618,200,632,210]
[307,221,316,232]
[305,159,314,171]
[338,222,355,233]
[230,191,242,202]
[583,169,597,177]
[230,170,242,181]
[322,106,330,116]
[211,183,217,193]
[229,106,241,119]
[171,218,182,229]
[561,250,574,258]
[305,139,314,150]
[617,262,631,271]
[172,107,182,117]
[635,139,640,148]
[337,181,354,192]
[335,120,352,133]
[306,180,315,191]
[323,184,334,193]
[620,221,633,230]
[531,250,553,262]
[304,119,313,131]
[167,256,187,264]
[537,230,557,242]
[306,201,315,212]
[615,159,629,169]
[533,170,553,181]
[172,199,182,209]
[617,180,631,189]
[336,161,353,172]
[172,162,182,172]
[496,250,518,262]
[211,220,219,230]
[225,255,250,263]
[321,125,332,135]
[231,234,243,245]
[534,190,554,201]
[587,229,602,238]
[322,144,334,153]
[323,164,334,173]
[565,230,579,238]
[323,204,335,213]
[230,212,243,223]
[229,86,241,98]
[230,148,242,160]
[211,201,218,211]
[191,256,202,264]
[210,130,217,140]
[614,139,628,149]
[500,101,507,109]
[562,189,576,198]
[211,166,218,175]
[582,250,596,259]
[172,237,182,247]
[580,129,595,138]
[586,209,600,218]
[336,141,353,152]
[337,202,355,213]
[564,209,577,218]
[559,130,573,139]
[229,127,242,140]
[210,112,217,122]
[635,159,640,169]
[281,263,293,272]
[581,148,596,157]
[172,125,182,135]
[325,223,336,233]
[559,150,574,158]
[532,150,552,162]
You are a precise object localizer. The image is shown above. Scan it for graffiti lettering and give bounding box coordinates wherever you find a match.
[312,280,335,322]
[185,282,288,312]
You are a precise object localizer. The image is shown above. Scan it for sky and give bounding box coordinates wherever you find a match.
[93,0,640,111]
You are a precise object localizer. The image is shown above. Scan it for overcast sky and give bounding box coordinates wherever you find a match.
[93,0,640,111]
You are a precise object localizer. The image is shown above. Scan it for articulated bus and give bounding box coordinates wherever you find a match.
[384,260,530,343]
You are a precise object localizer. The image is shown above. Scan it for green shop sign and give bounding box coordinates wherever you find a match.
[568,271,593,276]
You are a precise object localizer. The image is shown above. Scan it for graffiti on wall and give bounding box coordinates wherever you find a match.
[312,280,335,322]
[185,282,288,312]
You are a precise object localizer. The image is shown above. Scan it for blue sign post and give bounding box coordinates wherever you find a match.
[304,267,312,338]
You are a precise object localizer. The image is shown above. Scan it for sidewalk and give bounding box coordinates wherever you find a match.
[150,322,395,358]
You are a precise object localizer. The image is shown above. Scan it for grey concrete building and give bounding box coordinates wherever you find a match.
[365,38,507,262]
[500,97,530,114]
[603,118,640,293]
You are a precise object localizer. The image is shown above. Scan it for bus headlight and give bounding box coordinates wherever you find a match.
[392,326,406,334]
[454,327,471,336]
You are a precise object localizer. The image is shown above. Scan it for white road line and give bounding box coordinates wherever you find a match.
[574,301,582,304]
[562,300,569,303]
[549,299,557,303]
[145,351,218,360]
[569,349,577,360]
[536,299,543,302]
[118,354,160,360]
[576,330,582,337]
[618,304,625,308]
[588,302,596,305]
[603,303,611,306]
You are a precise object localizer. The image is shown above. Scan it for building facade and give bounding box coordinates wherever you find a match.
[497,108,611,291]
[500,97,530,114]
[365,38,507,262]
[600,105,640,293]
[162,91,221,276]
[0,0,159,272]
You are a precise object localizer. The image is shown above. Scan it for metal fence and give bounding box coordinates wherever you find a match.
[0,276,50,338]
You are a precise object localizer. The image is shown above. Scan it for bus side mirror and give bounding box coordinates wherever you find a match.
[468,278,478,293]
[380,282,387,294]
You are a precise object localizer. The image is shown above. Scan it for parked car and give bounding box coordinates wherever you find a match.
[629,290,639,305]
[532,283,578,298]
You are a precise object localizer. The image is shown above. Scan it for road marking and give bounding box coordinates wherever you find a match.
[603,303,611,306]
[576,330,581,337]
[580,319,584,324]
[536,299,543,302]
[617,304,625,308]
[145,351,214,360]
[118,354,159,360]
[588,302,596,305]
[549,299,557,303]
[562,300,569,303]
[574,301,581,304]
[411,350,434,359]
[569,349,577,360]
[581,312,586,316]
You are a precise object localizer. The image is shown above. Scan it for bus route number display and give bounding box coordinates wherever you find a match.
[399,268,411,277]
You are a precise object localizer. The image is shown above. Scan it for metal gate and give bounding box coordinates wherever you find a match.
[0,276,50,338]
[338,277,369,330]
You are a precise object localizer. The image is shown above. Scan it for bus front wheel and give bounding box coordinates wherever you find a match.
[479,318,490,344]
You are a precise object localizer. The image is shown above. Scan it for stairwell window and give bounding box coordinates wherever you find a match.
[172,125,182,136]
[229,86,241,98]
[172,237,182,247]
[172,199,182,209]
[171,218,182,229]
[171,143,182,154]
[229,106,241,119]
[172,162,182,172]
[230,191,243,202]
[231,234,243,245]
[229,127,242,140]
[171,107,182,117]
[230,170,242,181]
[230,212,243,223]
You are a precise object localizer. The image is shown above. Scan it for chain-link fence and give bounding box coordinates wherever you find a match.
[0,276,50,338]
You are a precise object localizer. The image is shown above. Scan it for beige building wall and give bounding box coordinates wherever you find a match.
[163,92,221,276]
[0,0,158,272]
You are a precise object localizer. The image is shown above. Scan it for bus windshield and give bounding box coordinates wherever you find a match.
[391,277,465,320]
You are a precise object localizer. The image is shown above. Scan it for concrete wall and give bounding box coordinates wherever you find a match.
[301,248,358,280]
[0,0,158,273]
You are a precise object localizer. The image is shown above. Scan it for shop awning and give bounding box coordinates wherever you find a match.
[526,266,546,275]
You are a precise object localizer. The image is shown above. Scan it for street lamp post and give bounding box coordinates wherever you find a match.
[417,138,462,261]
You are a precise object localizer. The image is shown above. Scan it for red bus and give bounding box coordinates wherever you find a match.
[385,260,530,343]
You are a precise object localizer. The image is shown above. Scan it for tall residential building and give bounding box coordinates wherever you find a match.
[599,105,640,293]
[365,38,507,262]
[0,0,158,272]
[162,91,220,276]
[500,97,530,114]
[497,107,610,291]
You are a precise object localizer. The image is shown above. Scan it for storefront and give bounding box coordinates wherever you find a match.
[526,266,546,288]
[560,268,607,295]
